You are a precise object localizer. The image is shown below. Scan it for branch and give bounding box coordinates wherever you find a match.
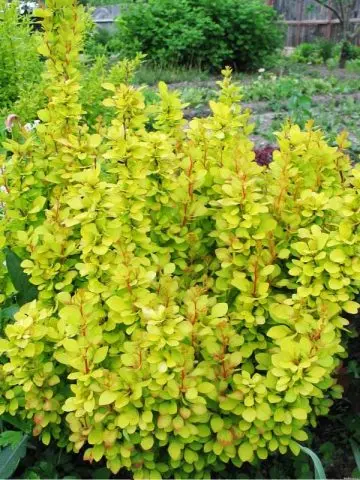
[312,0,343,23]
[349,24,360,39]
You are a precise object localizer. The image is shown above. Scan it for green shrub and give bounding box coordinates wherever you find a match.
[84,26,113,59]
[0,0,42,110]
[346,58,360,73]
[292,40,360,66]
[113,0,284,70]
[292,40,337,65]
[0,0,359,479]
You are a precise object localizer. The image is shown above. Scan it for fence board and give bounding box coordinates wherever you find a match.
[272,0,360,46]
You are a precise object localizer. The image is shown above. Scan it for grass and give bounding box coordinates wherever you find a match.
[134,63,212,86]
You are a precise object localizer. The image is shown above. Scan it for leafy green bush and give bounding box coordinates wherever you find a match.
[113,0,284,70]
[84,26,113,59]
[346,58,360,73]
[0,0,42,110]
[292,40,360,66]
[292,41,337,65]
[0,0,359,479]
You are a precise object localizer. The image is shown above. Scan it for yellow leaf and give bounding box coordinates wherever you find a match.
[238,442,254,462]
[99,391,117,406]
[89,134,102,149]
[93,346,108,364]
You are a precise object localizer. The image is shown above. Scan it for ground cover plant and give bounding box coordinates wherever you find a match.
[0,0,359,479]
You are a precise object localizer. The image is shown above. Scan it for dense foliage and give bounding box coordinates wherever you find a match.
[0,0,359,479]
[0,0,42,110]
[113,0,284,70]
[292,40,360,66]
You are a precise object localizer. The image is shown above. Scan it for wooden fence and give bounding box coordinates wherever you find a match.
[269,0,360,46]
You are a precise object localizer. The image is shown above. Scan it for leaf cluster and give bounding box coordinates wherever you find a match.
[0,1,359,478]
[112,0,285,71]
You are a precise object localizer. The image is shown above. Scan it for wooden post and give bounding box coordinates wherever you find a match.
[296,0,305,46]
[326,0,333,39]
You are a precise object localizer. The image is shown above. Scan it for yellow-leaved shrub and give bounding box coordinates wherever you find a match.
[0,0,359,478]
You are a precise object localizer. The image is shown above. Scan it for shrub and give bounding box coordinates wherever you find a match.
[0,0,42,110]
[113,0,284,70]
[292,40,360,66]
[346,58,360,73]
[292,41,336,65]
[0,0,359,478]
[84,26,114,59]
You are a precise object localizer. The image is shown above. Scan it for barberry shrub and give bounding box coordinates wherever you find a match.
[0,0,359,478]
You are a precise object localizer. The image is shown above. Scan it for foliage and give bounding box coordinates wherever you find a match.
[0,434,28,479]
[0,416,31,480]
[292,41,338,65]
[267,95,360,161]
[0,0,45,151]
[134,64,211,86]
[292,40,360,66]
[346,58,360,73]
[0,0,359,478]
[300,1,360,67]
[113,0,284,70]
[0,0,42,110]
[298,445,326,479]
[79,53,145,127]
[84,27,113,59]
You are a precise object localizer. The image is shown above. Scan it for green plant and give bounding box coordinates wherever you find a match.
[134,64,211,86]
[0,0,42,110]
[113,0,284,70]
[291,1,360,67]
[0,432,28,479]
[80,53,146,127]
[291,41,337,65]
[299,445,326,480]
[346,58,360,73]
[0,0,359,478]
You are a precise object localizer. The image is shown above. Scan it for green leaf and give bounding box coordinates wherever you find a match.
[298,444,326,480]
[99,391,117,406]
[343,301,359,315]
[140,436,154,450]
[0,431,23,448]
[0,434,28,479]
[211,303,228,318]
[106,296,123,313]
[63,338,79,353]
[291,408,307,420]
[5,250,38,306]
[89,134,102,148]
[0,414,31,434]
[210,417,224,433]
[29,196,47,214]
[329,249,345,264]
[93,346,108,364]
[168,441,183,460]
[238,442,254,462]
[267,325,292,339]
[350,439,360,472]
[242,408,256,422]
